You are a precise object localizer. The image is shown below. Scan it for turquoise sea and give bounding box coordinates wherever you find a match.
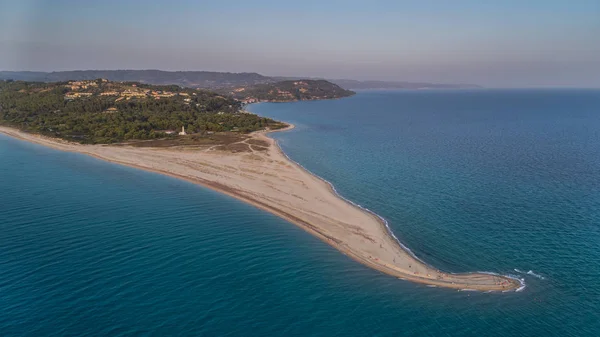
[2,89,600,336]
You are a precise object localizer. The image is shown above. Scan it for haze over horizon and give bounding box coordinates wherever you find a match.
[1,0,599,88]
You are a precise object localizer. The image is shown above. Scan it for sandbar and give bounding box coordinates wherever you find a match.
[0,125,522,291]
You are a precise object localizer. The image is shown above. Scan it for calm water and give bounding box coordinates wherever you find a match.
[2,90,600,336]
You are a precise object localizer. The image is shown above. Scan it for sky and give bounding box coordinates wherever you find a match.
[1,0,599,87]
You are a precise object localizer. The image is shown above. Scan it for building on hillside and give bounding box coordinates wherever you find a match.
[151,92,175,99]
[64,92,93,99]
[179,126,187,136]
[121,90,146,98]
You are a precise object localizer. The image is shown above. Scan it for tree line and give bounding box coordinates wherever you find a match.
[0,80,285,144]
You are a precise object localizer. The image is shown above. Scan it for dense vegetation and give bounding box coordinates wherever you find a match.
[0,80,285,144]
[224,80,355,102]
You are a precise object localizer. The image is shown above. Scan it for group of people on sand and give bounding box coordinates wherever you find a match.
[496,280,510,288]
[366,245,474,284]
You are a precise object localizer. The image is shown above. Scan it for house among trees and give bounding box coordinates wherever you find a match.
[178,126,187,136]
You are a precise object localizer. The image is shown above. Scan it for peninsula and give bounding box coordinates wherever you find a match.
[220,80,355,103]
[0,80,521,291]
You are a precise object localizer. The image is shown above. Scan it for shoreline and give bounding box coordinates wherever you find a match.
[262,125,524,292]
[0,124,523,292]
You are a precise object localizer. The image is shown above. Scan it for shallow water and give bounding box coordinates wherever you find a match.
[1,89,599,336]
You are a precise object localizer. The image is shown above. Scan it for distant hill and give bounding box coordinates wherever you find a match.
[328,79,482,90]
[0,70,275,90]
[0,70,481,91]
[221,80,355,103]
[0,71,354,103]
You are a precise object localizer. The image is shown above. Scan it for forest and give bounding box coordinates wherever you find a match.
[0,80,285,144]
[223,80,355,102]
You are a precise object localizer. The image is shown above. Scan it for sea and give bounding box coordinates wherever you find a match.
[1,89,600,336]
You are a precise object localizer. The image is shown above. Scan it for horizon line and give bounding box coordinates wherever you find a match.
[2,69,600,89]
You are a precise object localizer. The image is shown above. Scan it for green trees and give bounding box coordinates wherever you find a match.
[0,80,285,144]
[223,80,355,102]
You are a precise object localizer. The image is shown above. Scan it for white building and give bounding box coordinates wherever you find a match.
[178,126,187,136]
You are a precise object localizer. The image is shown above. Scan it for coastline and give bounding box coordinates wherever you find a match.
[0,124,522,292]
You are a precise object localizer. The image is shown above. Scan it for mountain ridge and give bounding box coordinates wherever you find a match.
[0,70,480,90]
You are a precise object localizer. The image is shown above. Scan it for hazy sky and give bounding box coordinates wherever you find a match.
[1,0,599,87]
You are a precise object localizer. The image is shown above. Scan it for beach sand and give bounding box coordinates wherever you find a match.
[0,125,521,291]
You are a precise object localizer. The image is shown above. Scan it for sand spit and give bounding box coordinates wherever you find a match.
[0,125,521,291]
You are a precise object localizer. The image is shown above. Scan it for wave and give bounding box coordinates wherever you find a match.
[527,270,545,280]
[514,269,545,280]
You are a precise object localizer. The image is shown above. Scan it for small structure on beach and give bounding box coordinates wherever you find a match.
[178,126,187,136]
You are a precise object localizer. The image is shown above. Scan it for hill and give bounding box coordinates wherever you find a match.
[0,70,480,91]
[222,80,355,103]
[328,79,482,90]
[0,70,274,90]
[0,79,285,144]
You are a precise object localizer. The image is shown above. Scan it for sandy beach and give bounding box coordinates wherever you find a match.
[0,125,521,291]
